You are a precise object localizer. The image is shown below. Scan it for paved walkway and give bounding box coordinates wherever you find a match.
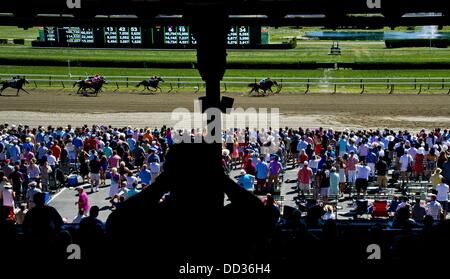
[49,163,362,223]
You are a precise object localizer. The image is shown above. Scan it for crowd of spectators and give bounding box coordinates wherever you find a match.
[1,123,450,260]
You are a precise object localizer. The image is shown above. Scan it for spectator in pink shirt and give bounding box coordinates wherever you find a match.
[346,151,359,186]
[108,150,121,169]
[75,186,90,218]
[297,161,313,197]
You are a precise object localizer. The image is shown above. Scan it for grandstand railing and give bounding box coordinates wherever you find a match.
[2,73,450,94]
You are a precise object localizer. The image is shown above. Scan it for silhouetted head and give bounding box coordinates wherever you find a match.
[90,206,100,218]
[34,192,46,207]
[163,143,225,211]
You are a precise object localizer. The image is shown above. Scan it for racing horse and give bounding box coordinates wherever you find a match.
[136,76,164,93]
[248,79,282,96]
[73,75,107,96]
[0,77,30,96]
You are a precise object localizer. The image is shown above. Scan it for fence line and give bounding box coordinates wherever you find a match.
[1,73,450,94]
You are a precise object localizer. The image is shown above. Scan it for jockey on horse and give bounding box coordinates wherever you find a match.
[9,76,19,87]
[259,77,271,87]
[86,74,102,85]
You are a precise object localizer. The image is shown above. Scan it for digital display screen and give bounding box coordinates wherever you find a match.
[40,25,259,48]
[62,27,95,44]
[163,26,190,45]
[104,26,142,45]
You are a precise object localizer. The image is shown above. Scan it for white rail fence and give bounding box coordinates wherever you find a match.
[1,74,450,94]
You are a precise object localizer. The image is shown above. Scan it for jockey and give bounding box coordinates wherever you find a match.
[89,74,101,84]
[10,76,18,87]
[149,75,157,82]
[259,77,271,86]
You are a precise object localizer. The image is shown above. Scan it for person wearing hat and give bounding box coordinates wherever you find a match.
[149,156,161,185]
[25,181,41,209]
[147,147,160,165]
[238,169,255,192]
[2,183,15,220]
[431,168,444,189]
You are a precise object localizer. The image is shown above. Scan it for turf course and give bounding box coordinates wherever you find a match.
[2,65,450,78]
[1,43,450,65]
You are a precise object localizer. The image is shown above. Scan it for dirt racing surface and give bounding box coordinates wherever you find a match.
[1,89,450,130]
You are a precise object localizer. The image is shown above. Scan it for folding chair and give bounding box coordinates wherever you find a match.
[371,200,389,218]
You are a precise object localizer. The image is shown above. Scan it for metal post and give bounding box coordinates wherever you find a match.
[195,83,200,93]
[49,76,52,87]
[126,77,129,88]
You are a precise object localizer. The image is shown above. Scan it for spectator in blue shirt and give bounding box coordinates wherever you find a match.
[338,135,348,157]
[73,135,83,150]
[255,155,269,193]
[238,170,255,192]
[366,149,378,178]
[127,135,136,152]
[125,182,140,199]
[8,141,20,163]
[139,164,152,188]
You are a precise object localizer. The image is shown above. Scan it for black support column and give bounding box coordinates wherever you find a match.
[190,7,227,142]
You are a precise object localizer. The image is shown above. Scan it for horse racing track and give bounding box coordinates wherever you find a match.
[1,89,450,130]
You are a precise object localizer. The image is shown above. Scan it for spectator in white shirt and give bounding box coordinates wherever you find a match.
[355,161,370,197]
[426,194,443,221]
[436,178,449,218]
[46,150,57,168]
[2,183,15,220]
[149,158,161,185]
[399,153,413,186]
[125,171,138,190]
